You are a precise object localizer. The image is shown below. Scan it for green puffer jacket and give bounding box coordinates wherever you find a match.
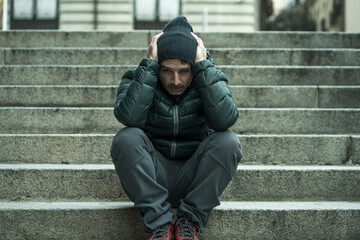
[114,53,239,160]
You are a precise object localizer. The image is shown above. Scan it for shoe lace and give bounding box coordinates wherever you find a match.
[152,223,170,238]
[178,218,196,238]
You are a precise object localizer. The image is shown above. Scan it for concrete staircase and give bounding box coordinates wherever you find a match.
[1,31,360,239]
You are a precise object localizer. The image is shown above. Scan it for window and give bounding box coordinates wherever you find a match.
[11,0,58,29]
[134,0,180,29]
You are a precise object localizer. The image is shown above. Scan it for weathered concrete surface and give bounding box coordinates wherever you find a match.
[1,107,360,134]
[0,85,323,108]
[352,136,360,165]
[197,32,360,49]
[217,66,360,86]
[0,31,150,48]
[0,107,121,134]
[210,48,360,66]
[0,165,126,202]
[0,65,132,85]
[0,202,149,240]
[319,87,360,108]
[0,134,355,165]
[240,135,353,165]
[2,86,360,108]
[0,201,359,240]
[3,48,147,66]
[1,31,360,48]
[225,165,360,201]
[3,48,360,66]
[0,165,359,201]
[232,86,317,108]
[0,49,3,65]
[0,85,118,107]
[204,202,360,240]
[235,108,360,134]
[0,134,114,164]
[2,66,360,86]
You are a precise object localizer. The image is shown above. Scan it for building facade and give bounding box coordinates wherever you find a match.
[302,0,360,32]
[2,0,262,32]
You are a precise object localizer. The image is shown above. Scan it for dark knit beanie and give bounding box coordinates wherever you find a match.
[158,16,197,64]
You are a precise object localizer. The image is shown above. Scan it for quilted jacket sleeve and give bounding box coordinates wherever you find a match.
[192,53,239,131]
[114,58,159,128]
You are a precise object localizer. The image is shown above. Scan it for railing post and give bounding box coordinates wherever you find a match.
[202,7,208,32]
[2,0,8,30]
[0,0,3,30]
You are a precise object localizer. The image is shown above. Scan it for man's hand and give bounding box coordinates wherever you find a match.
[147,32,164,62]
[191,32,207,64]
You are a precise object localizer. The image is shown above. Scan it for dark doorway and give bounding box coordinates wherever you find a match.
[11,0,59,29]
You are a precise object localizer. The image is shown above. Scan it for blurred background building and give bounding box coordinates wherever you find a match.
[1,0,359,32]
[1,0,262,31]
[302,0,360,32]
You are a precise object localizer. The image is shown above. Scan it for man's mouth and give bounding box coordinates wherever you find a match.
[170,86,183,92]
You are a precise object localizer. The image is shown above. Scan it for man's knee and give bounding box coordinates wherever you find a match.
[110,127,150,163]
[111,127,146,152]
[111,127,154,178]
[208,130,243,175]
[212,131,242,157]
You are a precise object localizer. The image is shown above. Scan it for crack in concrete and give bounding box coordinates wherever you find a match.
[344,136,353,164]
[1,49,4,65]
[316,86,320,108]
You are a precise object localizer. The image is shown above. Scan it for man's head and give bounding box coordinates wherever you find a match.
[157,16,196,96]
[157,16,197,65]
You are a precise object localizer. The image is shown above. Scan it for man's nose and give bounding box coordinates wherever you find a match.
[172,72,181,85]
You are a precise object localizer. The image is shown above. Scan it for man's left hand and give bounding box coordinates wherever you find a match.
[191,32,207,64]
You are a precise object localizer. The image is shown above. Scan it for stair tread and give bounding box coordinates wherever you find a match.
[3,48,360,66]
[1,163,358,202]
[2,65,359,86]
[1,201,359,210]
[1,163,360,170]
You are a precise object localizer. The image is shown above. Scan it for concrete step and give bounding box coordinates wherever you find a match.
[2,48,360,66]
[235,108,360,134]
[2,85,359,108]
[1,164,359,202]
[1,31,359,48]
[2,65,360,86]
[1,107,359,134]
[0,134,358,165]
[0,201,359,239]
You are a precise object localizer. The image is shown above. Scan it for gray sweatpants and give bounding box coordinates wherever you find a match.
[110,127,242,232]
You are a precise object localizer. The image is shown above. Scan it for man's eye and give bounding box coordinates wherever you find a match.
[180,70,189,74]
[161,68,170,73]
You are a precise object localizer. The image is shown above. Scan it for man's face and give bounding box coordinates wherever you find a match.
[159,59,193,96]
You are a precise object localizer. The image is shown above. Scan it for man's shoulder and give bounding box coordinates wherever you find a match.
[122,67,137,80]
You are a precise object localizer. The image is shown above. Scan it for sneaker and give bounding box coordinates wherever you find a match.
[174,218,199,240]
[148,223,174,240]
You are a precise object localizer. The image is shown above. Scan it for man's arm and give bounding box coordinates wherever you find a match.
[114,33,163,128]
[191,33,239,131]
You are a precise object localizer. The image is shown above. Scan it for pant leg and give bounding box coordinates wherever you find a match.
[110,127,174,231]
[176,130,242,232]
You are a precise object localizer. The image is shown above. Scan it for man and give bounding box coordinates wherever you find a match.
[111,16,242,240]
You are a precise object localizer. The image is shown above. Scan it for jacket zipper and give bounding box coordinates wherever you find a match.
[173,105,179,136]
[170,140,176,159]
[170,99,180,158]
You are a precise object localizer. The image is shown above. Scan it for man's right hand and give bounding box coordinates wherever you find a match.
[147,32,164,62]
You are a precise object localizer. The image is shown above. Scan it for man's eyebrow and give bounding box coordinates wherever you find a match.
[160,66,191,70]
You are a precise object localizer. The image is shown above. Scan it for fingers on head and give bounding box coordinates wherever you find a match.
[152,32,164,42]
[191,32,203,44]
